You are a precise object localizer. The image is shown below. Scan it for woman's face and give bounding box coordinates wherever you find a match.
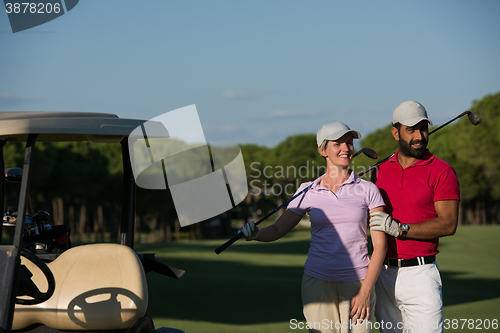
[319,133,354,168]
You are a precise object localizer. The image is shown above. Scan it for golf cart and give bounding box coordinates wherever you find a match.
[0,112,185,333]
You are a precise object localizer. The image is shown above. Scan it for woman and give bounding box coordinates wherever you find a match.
[240,121,387,333]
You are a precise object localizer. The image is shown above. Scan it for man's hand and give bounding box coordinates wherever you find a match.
[238,221,260,241]
[369,211,400,237]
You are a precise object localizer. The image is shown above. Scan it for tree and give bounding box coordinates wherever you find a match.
[430,92,500,224]
[360,92,499,224]
[358,124,398,180]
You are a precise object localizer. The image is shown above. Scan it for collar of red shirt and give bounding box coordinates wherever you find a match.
[389,149,435,168]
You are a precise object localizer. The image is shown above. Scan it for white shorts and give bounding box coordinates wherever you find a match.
[374,262,443,333]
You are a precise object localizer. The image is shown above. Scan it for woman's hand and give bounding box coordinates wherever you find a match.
[350,289,371,324]
[238,221,260,241]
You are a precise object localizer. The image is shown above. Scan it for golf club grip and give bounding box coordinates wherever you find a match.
[215,233,244,254]
[214,207,281,254]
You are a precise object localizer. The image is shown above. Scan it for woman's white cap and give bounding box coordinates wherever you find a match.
[393,100,433,127]
[316,122,361,147]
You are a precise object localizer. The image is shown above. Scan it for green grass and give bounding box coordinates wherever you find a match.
[135,225,500,333]
[438,225,500,327]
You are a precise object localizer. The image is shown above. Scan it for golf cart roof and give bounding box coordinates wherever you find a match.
[0,111,146,143]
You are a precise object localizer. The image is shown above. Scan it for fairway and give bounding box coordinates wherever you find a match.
[135,225,500,333]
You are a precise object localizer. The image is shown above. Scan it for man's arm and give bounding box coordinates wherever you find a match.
[370,200,459,240]
[402,200,459,239]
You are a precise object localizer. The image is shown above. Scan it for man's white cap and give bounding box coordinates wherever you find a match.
[392,100,433,127]
[316,121,361,147]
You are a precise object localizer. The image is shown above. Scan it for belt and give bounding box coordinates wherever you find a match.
[384,255,436,268]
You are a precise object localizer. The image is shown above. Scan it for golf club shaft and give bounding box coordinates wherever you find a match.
[28,194,35,215]
[358,110,473,177]
[357,154,393,177]
[214,182,313,254]
[215,147,374,254]
[428,111,470,135]
[352,150,362,158]
[352,148,377,159]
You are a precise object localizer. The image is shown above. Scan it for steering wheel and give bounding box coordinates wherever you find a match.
[16,248,56,305]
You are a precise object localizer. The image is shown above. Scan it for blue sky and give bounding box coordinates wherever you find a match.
[1,0,499,148]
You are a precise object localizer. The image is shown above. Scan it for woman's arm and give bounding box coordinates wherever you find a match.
[255,209,304,242]
[350,206,387,323]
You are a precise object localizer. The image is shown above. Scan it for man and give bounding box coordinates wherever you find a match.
[369,100,460,333]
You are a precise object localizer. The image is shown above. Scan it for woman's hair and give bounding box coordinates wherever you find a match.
[319,140,328,158]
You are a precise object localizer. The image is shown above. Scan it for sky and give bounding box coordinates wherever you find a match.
[1,0,499,148]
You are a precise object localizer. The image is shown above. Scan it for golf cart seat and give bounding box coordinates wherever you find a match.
[13,244,149,331]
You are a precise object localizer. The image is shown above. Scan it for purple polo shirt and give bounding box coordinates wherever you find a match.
[287,171,385,282]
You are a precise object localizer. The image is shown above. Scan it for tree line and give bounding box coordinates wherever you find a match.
[2,92,498,243]
[238,92,500,227]
[359,92,500,225]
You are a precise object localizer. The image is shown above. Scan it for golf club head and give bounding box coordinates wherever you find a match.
[353,147,378,159]
[467,111,482,126]
[5,167,23,183]
[361,147,378,159]
[33,210,50,223]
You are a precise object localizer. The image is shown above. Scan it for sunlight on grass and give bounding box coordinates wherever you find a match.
[137,226,500,333]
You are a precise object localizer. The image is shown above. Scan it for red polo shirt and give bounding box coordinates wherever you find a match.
[374,150,460,259]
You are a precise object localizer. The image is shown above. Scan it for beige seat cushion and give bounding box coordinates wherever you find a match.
[13,244,149,330]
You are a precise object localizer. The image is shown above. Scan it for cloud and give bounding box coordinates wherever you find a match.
[220,89,255,100]
[0,91,43,107]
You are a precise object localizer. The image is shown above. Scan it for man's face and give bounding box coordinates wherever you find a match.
[393,120,429,159]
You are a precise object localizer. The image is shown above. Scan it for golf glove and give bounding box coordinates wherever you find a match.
[369,211,400,237]
[239,220,260,241]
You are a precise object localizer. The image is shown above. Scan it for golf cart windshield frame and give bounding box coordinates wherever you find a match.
[0,111,147,332]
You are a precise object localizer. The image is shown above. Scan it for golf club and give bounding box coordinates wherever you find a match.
[353,147,378,159]
[428,110,482,135]
[215,147,378,254]
[358,110,482,177]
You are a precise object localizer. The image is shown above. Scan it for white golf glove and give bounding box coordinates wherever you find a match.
[238,220,260,241]
[369,211,400,237]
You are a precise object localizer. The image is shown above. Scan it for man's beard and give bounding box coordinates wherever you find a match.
[398,137,428,159]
